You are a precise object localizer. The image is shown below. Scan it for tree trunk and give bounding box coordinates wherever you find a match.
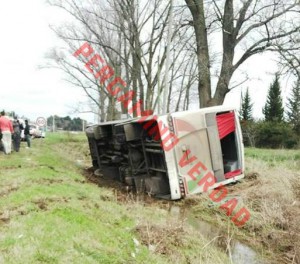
[185,0,212,108]
[212,0,235,106]
[99,89,106,122]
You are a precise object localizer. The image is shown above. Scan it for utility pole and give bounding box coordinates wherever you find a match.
[52,115,55,132]
[162,0,173,114]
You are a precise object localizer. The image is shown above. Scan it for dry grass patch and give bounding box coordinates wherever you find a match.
[183,149,300,264]
[134,219,231,264]
[136,223,185,255]
[239,157,300,263]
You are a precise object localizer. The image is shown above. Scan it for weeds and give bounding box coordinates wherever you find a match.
[178,147,300,263]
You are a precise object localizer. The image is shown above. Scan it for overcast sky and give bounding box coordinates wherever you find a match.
[0,0,293,124]
[0,0,92,123]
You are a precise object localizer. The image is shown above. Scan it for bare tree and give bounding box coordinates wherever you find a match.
[275,34,300,79]
[184,0,300,107]
[47,0,189,118]
[46,0,126,121]
[46,0,202,120]
[43,47,109,121]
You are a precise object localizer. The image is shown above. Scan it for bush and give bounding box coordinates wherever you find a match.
[241,120,299,149]
[256,121,298,149]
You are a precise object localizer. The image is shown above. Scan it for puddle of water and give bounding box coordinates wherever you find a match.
[231,241,261,264]
[167,205,263,264]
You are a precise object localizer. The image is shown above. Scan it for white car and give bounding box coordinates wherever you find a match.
[29,125,45,138]
[20,124,45,139]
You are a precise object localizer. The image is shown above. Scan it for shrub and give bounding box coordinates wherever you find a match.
[255,121,298,149]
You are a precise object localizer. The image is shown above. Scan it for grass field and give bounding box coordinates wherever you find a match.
[1,133,299,263]
[0,133,232,264]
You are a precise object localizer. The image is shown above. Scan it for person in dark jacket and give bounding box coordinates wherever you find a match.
[24,120,31,148]
[12,117,23,152]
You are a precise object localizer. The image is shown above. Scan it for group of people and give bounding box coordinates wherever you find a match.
[0,110,31,155]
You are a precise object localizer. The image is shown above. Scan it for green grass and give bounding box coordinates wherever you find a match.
[244,147,300,175]
[0,133,231,264]
[245,148,300,162]
[44,131,86,144]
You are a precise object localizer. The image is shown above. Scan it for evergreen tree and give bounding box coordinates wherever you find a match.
[286,79,300,134]
[263,74,284,122]
[239,88,253,121]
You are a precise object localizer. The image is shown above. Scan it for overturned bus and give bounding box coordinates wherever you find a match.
[85,106,244,200]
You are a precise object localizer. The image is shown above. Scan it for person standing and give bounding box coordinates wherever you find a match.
[12,117,23,152]
[0,110,13,154]
[24,120,31,148]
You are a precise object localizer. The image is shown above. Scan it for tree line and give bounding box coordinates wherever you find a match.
[47,115,86,131]
[240,75,300,148]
